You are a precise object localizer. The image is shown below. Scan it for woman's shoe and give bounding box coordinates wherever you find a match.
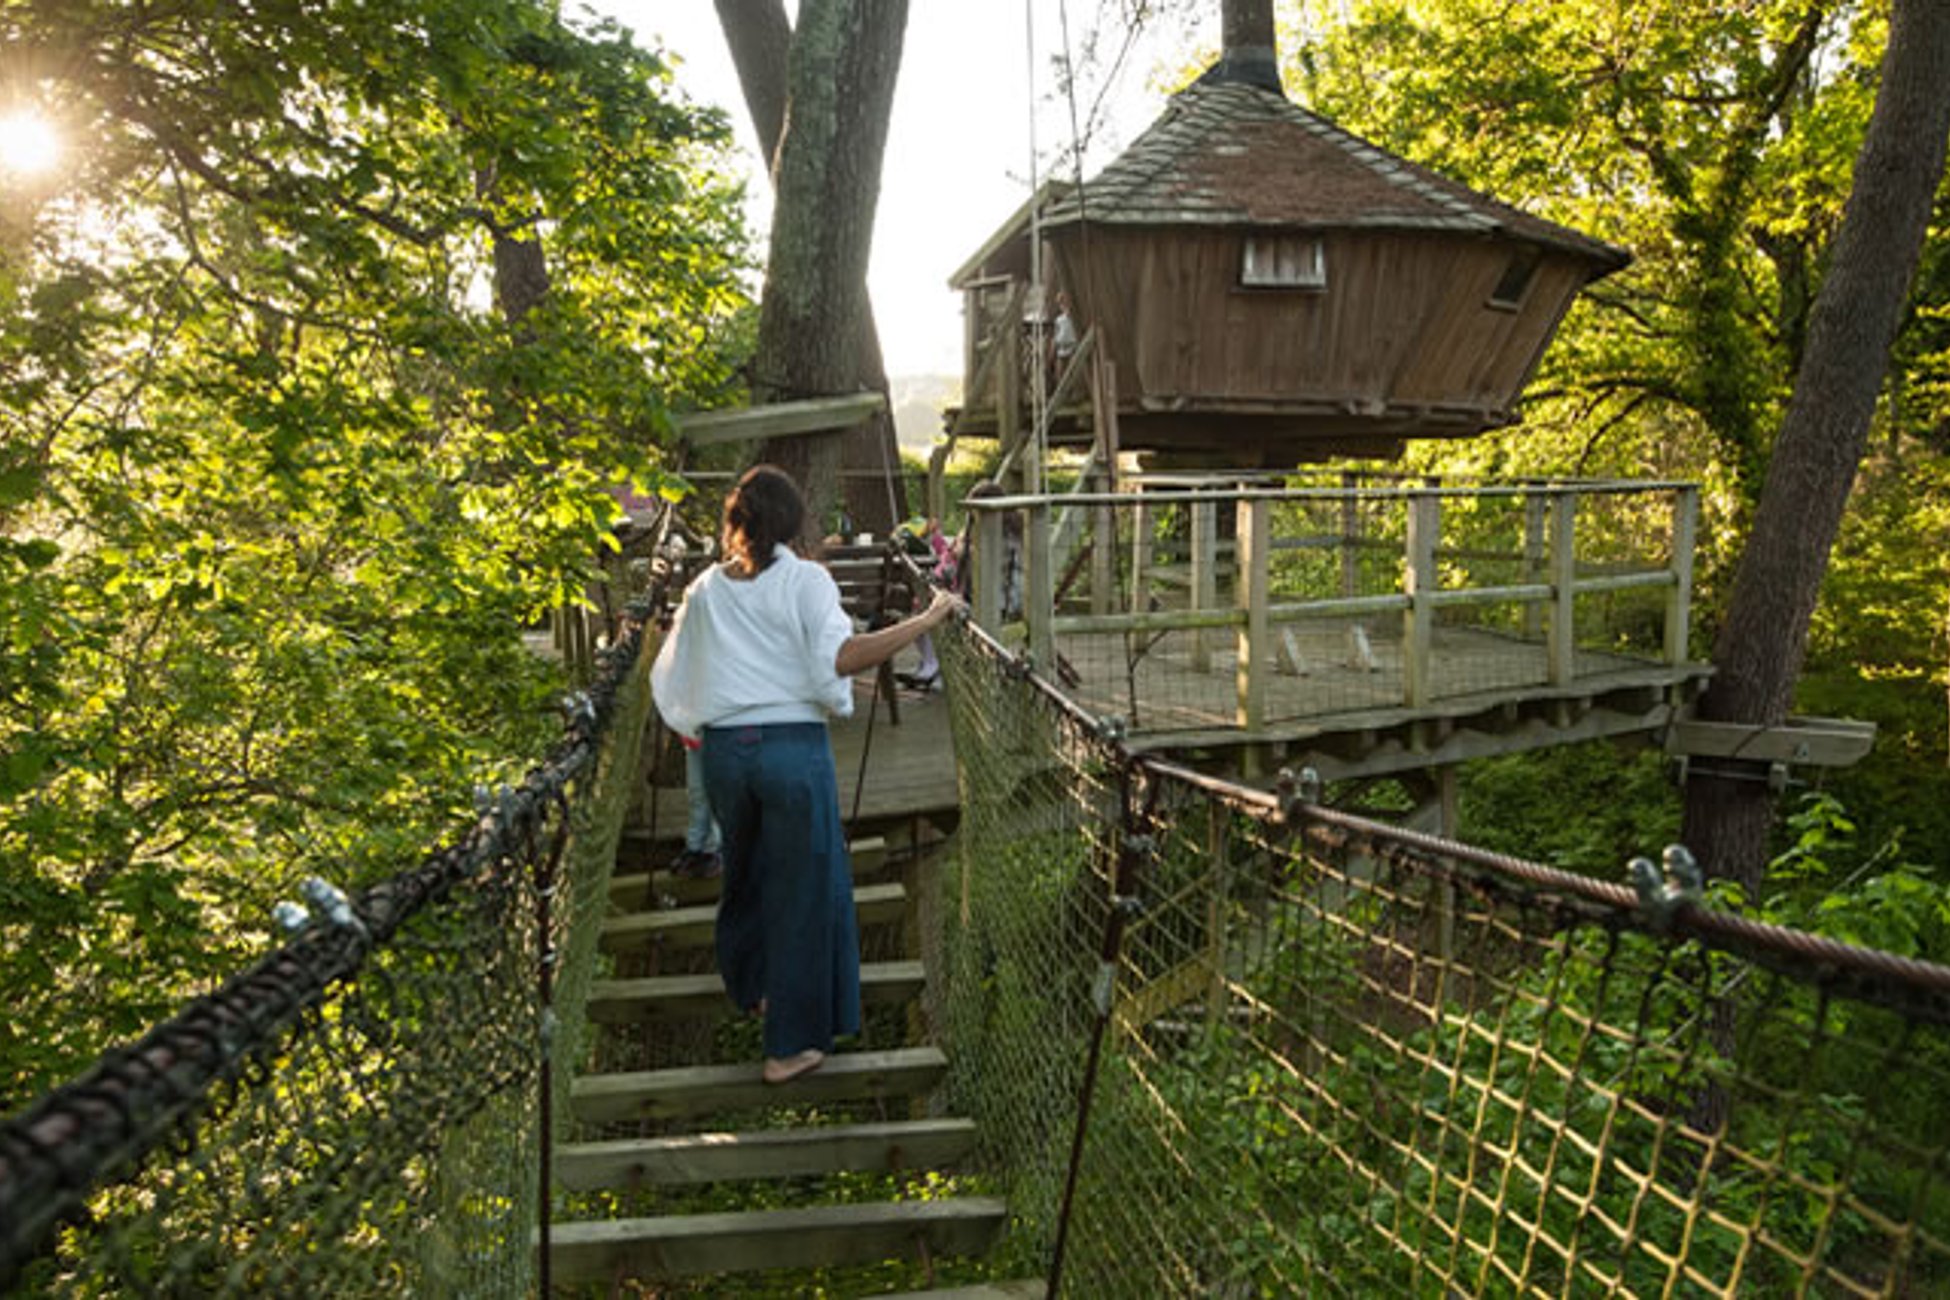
[762,1048,825,1085]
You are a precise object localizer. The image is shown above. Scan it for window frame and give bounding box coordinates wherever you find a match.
[1240,234,1328,291]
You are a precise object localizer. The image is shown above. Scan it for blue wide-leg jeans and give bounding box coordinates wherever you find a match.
[700,722,861,1059]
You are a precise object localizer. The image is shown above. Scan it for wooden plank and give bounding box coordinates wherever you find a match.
[1665,485,1698,666]
[1403,492,1437,708]
[1190,497,1218,672]
[599,882,907,956]
[674,393,886,448]
[611,836,888,904]
[1547,491,1577,686]
[1025,500,1054,666]
[548,1196,1006,1284]
[1235,497,1270,729]
[553,1117,977,1191]
[877,1282,1049,1300]
[585,960,926,1024]
[569,1046,950,1124]
[1665,716,1875,767]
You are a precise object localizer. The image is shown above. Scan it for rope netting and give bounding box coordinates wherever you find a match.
[935,617,1950,1297]
[0,592,659,1296]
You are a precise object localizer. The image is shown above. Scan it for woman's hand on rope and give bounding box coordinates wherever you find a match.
[922,587,966,629]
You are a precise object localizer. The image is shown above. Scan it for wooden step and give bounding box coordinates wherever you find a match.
[876,1286,1046,1300]
[549,1197,1008,1284]
[599,882,907,956]
[610,835,890,909]
[570,1046,949,1124]
[586,959,926,1024]
[554,1117,977,1190]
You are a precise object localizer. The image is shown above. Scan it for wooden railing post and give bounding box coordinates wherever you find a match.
[1340,471,1361,599]
[1665,485,1699,665]
[1522,486,1547,641]
[1026,498,1055,667]
[1403,491,1439,708]
[1128,493,1153,617]
[1548,489,1578,686]
[1190,497,1218,672]
[973,508,1004,630]
[1236,496,1270,730]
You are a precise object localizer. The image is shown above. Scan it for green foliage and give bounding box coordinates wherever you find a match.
[0,0,751,1097]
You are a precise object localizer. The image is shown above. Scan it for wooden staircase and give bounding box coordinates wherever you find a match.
[551,827,1041,1295]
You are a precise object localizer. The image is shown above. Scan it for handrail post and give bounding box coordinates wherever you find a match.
[1548,489,1578,686]
[1190,497,1218,672]
[1403,491,1439,708]
[1521,486,1547,641]
[973,507,1005,630]
[1236,496,1270,730]
[1128,492,1153,617]
[1339,471,1360,599]
[1665,485,1698,665]
[1026,498,1055,667]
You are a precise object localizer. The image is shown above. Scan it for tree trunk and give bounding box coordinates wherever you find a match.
[716,0,910,537]
[1681,0,1950,896]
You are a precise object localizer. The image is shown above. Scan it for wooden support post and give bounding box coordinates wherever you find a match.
[1026,499,1055,667]
[1548,490,1578,686]
[1089,353,1120,616]
[1129,493,1153,617]
[973,508,1004,630]
[1403,491,1439,708]
[998,312,1024,494]
[1522,487,1547,642]
[1091,497,1116,615]
[1339,471,1360,599]
[1665,485,1698,666]
[1235,496,1270,731]
[1190,498,1218,672]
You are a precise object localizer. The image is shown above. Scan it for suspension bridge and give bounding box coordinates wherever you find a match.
[1,481,1946,1297]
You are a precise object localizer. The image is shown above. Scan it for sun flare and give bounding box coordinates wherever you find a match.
[0,109,61,177]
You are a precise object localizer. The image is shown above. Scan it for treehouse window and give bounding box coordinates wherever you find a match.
[1490,247,1541,308]
[1241,236,1325,289]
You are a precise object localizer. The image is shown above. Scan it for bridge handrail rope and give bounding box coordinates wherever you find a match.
[935,611,1950,1297]
[0,555,672,1294]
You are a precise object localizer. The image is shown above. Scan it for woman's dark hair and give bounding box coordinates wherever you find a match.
[722,465,806,572]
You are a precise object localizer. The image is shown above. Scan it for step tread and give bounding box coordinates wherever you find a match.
[554,1117,977,1190]
[549,1196,1007,1283]
[599,881,907,952]
[611,835,891,906]
[570,1046,949,1123]
[873,1283,1048,1300]
[586,960,924,1022]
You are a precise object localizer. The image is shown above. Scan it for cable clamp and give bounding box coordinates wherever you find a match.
[271,900,311,936]
[1627,844,1702,932]
[1276,765,1323,823]
[301,876,369,942]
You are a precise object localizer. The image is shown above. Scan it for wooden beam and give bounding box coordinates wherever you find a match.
[1665,716,1876,767]
[1236,497,1270,730]
[674,392,887,448]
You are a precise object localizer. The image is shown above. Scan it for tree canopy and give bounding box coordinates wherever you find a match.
[0,0,750,1095]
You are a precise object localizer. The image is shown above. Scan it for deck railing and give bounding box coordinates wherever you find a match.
[966,479,1701,739]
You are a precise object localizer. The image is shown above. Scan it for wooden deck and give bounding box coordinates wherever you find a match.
[638,672,961,843]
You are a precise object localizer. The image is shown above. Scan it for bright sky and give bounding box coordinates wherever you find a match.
[590,2,1216,378]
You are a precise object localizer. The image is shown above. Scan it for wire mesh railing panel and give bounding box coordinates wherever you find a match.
[936,620,1950,1298]
[0,602,658,1297]
[933,623,1123,1277]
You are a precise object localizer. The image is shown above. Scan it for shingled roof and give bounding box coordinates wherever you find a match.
[1042,77,1628,270]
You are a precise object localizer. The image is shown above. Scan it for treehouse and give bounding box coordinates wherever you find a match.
[945,67,1630,467]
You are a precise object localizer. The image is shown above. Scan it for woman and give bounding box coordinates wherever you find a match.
[650,466,961,1084]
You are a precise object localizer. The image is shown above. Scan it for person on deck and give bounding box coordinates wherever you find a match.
[650,466,963,1084]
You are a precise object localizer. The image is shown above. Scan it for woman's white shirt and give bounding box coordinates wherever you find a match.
[650,545,856,737]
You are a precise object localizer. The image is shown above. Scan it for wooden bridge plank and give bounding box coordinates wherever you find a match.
[586,960,925,1024]
[553,1117,977,1190]
[570,1046,949,1124]
[610,836,889,908]
[549,1197,1006,1284]
[873,1282,1049,1300]
[599,882,906,956]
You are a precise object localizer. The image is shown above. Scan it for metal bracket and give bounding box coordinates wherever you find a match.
[1627,844,1702,932]
[301,876,369,942]
[1275,765,1323,823]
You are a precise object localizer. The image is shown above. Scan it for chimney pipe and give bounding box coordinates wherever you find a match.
[1215,0,1283,93]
